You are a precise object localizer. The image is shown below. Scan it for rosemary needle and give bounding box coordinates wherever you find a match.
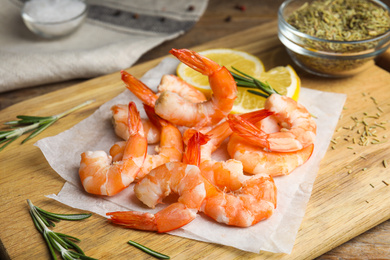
[27,200,96,260]
[128,240,170,259]
[0,100,94,152]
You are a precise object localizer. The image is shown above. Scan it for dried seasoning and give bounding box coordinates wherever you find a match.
[287,0,390,43]
[285,0,390,75]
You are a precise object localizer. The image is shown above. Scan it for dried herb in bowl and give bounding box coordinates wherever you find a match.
[279,0,390,77]
[287,0,390,44]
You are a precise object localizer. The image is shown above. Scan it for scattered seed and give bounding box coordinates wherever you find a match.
[348,170,352,174]
[347,146,353,149]
[369,183,374,188]
[363,168,368,171]
[365,200,369,203]
[360,155,367,160]
[331,139,337,144]
[383,160,388,168]
[383,180,389,186]
[370,96,378,105]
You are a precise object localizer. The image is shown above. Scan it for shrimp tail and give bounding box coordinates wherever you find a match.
[183,131,210,166]
[107,211,158,231]
[127,102,142,136]
[227,109,274,149]
[241,109,274,123]
[121,70,158,107]
[170,49,219,75]
[143,104,164,129]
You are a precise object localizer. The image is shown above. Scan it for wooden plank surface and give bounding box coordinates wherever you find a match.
[2,17,390,260]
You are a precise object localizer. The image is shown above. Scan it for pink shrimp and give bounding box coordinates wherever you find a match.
[184,131,278,227]
[183,126,277,227]
[109,104,184,179]
[228,134,314,177]
[107,133,206,233]
[79,102,147,196]
[111,104,160,144]
[228,94,316,152]
[227,107,314,176]
[152,48,237,127]
[121,49,237,128]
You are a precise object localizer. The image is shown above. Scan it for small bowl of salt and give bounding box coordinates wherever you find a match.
[21,0,88,39]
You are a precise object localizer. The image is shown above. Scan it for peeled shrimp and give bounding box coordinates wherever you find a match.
[187,131,277,227]
[141,48,237,128]
[79,102,147,196]
[227,109,314,176]
[228,134,314,177]
[107,133,206,233]
[228,94,316,152]
[111,104,160,144]
[109,104,184,179]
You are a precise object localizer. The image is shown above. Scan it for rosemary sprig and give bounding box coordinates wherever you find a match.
[27,199,95,260]
[0,100,94,152]
[230,67,279,98]
[128,240,170,259]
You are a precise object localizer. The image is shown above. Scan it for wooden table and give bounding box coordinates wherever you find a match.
[1,0,390,259]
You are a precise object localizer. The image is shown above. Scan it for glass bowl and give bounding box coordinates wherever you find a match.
[21,0,88,39]
[278,0,390,77]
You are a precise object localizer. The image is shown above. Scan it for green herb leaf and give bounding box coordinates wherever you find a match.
[27,200,97,260]
[128,240,170,259]
[0,100,94,152]
[230,67,279,96]
[35,206,92,221]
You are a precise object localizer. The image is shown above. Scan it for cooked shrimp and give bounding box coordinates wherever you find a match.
[107,133,206,232]
[185,131,278,227]
[227,109,314,176]
[228,134,314,177]
[79,102,147,196]
[111,104,160,144]
[109,105,184,179]
[153,48,237,127]
[228,94,316,152]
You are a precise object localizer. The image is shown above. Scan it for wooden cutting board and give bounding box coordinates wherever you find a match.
[1,20,390,259]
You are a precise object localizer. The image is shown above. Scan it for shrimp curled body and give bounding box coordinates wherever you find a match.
[227,109,314,177]
[154,49,237,128]
[228,94,316,152]
[79,102,147,196]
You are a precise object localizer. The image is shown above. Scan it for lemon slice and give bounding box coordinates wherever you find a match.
[176,48,264,96]
[233,65,300,114]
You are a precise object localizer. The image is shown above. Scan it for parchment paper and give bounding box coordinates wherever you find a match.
[36,58,347,254]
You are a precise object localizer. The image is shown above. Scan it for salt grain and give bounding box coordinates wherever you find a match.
[23,0,86,23]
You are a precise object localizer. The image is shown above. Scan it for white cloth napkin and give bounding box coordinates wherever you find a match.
[0,0,208,93]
